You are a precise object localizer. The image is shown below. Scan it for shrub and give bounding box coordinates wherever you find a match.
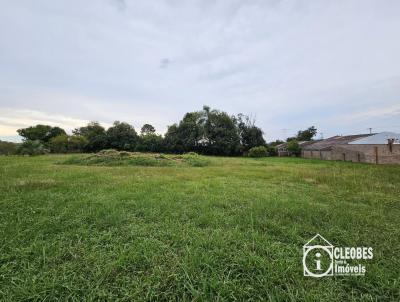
[267,145,277,156]
[248,146,268,157]
[17,140,49,155]
[287,140,300,156]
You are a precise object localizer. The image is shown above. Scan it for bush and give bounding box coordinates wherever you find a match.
[248,146,268,157]
[267,145,277,156]
[17,140,49,156]
[287,140,300,156]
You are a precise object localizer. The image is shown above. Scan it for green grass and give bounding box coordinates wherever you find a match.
[0,154,399,301]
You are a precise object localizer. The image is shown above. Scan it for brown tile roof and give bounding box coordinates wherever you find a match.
[276,140,319,150]
[302,134,373,151]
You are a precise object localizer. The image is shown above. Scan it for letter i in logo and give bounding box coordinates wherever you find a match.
[315,252,322,271]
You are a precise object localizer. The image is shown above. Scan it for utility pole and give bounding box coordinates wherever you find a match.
[367,128,372,134]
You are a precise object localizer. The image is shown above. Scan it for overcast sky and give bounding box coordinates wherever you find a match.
[1,0,400,142]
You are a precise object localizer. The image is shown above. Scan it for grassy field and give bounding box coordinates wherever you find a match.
[0,154,399,301]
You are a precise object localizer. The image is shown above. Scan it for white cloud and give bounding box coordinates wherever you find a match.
[0,0,400,141]
[0,108,91,136]
[337,104,400,122]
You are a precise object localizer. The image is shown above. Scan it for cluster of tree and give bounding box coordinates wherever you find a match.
[71,121,164,153]
[164,106,265,155]
[14,106,266,156]
[15,125,86,155]
[14,122,159,155]
[11,106,318,157]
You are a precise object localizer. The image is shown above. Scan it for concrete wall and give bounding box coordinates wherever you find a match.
[336,144,400,164]
[302,150,326,159]
[301,150,311,158]
[320,151,332,160]
[301,144,400,164]
[278,150,289,157]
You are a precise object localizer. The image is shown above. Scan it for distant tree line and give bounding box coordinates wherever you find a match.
[10,106,267,156]
[2,106,317,156]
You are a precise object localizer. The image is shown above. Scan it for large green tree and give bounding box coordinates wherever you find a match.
[165,106,241,155]
[237,114,266,152]
[296,126,317,141]
[106,121,138,151]
[137,124,163,152]
[202,106,241,155]
[164,124,183,153]
[17,125,66,143]
[73,122,107,152]
[140,124,156,135]
[164,112,205,153]
[136,134,164,152]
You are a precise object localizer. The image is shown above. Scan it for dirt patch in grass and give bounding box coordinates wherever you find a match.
[59,150,210,167]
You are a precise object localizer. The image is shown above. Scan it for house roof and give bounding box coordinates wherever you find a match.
[276,140,319,149]
[299,140,320,147]
[349,132,400,145]
[302,134,373,151]
[303,234,333,247]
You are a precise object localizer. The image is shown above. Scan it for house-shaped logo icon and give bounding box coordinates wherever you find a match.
[303,234,334,277]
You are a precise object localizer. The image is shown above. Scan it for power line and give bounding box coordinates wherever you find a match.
[281,128,290,138]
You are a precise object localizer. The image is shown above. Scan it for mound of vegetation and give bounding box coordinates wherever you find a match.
[61,149,210,167]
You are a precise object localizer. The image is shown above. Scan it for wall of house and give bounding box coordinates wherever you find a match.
[331,146,363,162]
[301,150,310,158]
[336,144,400,164]
[302,150,315,159]
[278,150,289,157]
[301,145,400,164]
[302,150,331,160]
[320,151,332,160]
